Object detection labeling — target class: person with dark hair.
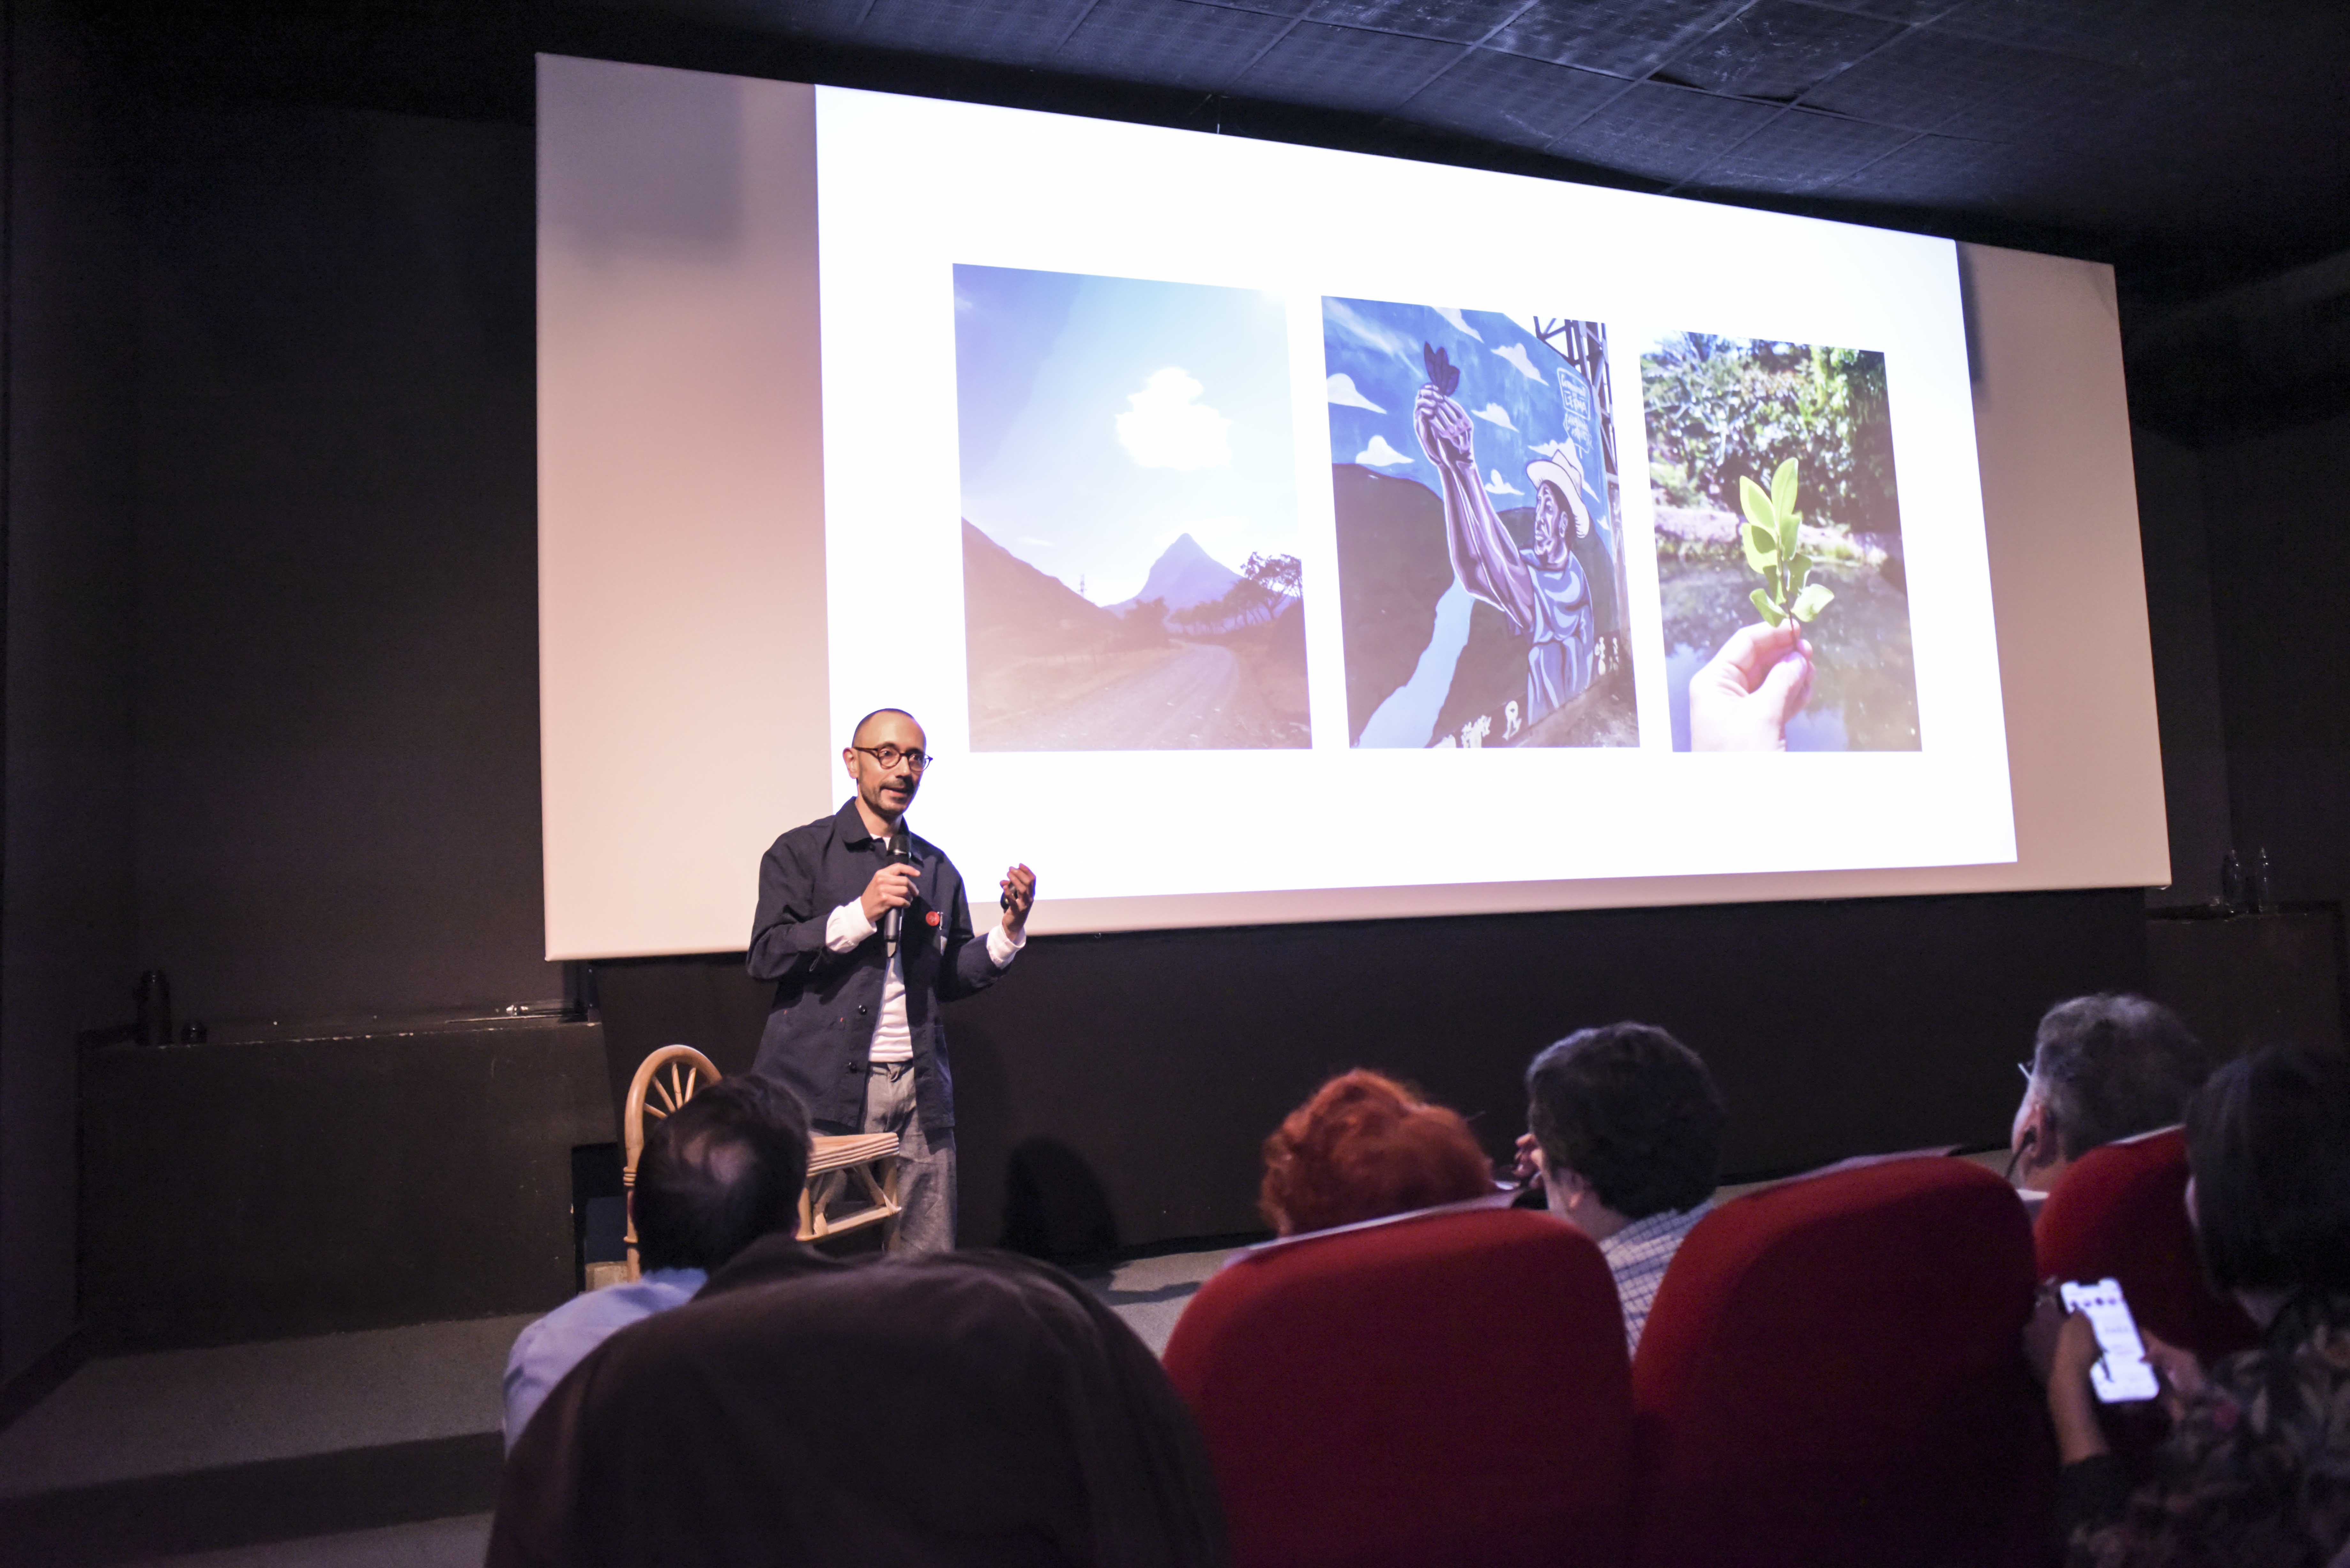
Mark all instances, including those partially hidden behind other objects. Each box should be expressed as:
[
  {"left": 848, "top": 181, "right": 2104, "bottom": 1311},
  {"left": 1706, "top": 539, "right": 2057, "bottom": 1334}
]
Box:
[
  {"left": 1258, "top": 1070, "right": 1496, "bottom": 1236},
  {"left": 749, "top": 706, "right": 1036, "bottom": 1254},
  {"left": 502, "top": 1074, "right": 818, "bottom": 1448},
  {"left": 1518, "top": 1022, "right": 1725, "bottom": 1353},
  {"left": 488, "top": 1246, "right": 1228, "bottom": 1568},
  {"left": 2036, "top": 1045, "right": 2350, "bottom": 1565},
  {"left": 2010, "top": 994, "right": 2210, "bottom": 1196}
]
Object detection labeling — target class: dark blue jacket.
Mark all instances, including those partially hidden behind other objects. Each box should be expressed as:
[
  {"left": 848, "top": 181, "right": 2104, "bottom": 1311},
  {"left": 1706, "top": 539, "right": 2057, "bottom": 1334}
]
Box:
[{"left": 747, "top": 799, "right": 1003, "bottom": 1132}]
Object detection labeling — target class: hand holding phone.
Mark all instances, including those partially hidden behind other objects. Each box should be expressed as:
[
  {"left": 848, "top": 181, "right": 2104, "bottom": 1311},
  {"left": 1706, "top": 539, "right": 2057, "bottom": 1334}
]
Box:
[{"left": 2059, "top": 1277, "right": 2161, "bottom": 1403}]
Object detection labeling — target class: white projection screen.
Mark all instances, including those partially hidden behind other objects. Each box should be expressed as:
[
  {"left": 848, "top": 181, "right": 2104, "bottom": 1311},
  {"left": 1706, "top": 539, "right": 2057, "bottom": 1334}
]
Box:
[{"left": 538, "top": 54, "right": 2168, "bottom": 961}]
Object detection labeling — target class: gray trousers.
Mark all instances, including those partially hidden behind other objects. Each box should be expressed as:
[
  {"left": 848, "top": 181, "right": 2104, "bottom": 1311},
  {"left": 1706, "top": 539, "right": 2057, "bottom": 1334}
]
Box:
[{"left": 859, "top": 1061, "right": 955, "bottom": 1254}]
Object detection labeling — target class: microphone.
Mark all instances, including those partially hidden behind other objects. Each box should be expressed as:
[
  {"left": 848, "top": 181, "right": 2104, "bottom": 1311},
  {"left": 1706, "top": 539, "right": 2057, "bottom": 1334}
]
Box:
[{"left": 883, "top": 829, "right": 913, "bottom": 948}]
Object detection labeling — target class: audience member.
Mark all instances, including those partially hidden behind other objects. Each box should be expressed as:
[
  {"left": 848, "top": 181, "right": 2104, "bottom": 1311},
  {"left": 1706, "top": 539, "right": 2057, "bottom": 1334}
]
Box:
[
  {"left": 502, "top": 1072, "right": 811, "bottom": 1449},
  {"left": 488, "top": 1243, "right": 1228, "bottom": 1567},
  {"left": 1258, "top": 1069, "right": 1496, "bottom": 1236},
  {"left": 2009, "top": 994, "right": 2209, "bottom": 1196},
  {"left": 1519, "top": 1022, "right": 1725, "bottom": 1354},
  {"left": 2037, "top": 1044, "right": 2350, "bottom": 1565}
]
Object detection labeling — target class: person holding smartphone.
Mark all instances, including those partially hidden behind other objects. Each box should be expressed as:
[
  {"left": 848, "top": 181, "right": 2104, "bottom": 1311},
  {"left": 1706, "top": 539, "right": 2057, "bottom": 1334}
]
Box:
[{"left": 2028, "top": 1044, "right": 2350, "bottom": 1565}]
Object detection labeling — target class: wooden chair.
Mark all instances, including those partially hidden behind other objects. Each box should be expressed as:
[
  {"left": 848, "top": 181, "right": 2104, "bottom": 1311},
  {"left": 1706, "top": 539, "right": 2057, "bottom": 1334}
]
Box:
[
  {"left": 617, "top": 1044, "right": 905, "bottom": 1280},
  {"left": 800, "top": 1131, "right": 904, "bottom": 1245},
  {"left": 622, "top": 1044, "right": 722, "bottom": 1282}
]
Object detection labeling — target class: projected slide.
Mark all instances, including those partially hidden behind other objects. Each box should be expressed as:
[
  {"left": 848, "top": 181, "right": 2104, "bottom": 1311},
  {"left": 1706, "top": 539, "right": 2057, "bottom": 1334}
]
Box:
[
  {"left": 953, "top": 266, "right": 1308, "bottom": 752},
  {"left": 1324, "top": 299, "right": 1634, "bottom": 752},
  {"left": 542, "top": 57, "right": 2196, "bottom": 954},
  {"left": 1641, "top": 335, "right": 1918, "bottom": 752}
]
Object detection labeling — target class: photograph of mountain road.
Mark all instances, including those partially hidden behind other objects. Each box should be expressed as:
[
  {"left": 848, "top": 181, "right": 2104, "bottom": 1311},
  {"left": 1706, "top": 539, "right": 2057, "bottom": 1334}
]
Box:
[{"left": 954, "top": 264, "right": 1309, "bottom": 751}]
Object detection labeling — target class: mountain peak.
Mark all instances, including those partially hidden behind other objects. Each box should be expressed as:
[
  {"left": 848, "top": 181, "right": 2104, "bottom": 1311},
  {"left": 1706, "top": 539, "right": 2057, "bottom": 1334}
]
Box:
[{"left": 1115, "top": 533, "right": 1245, "bottom": 617}]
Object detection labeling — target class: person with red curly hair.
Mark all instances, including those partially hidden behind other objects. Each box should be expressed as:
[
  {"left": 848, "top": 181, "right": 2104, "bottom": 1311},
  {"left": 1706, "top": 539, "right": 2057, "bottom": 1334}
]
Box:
[{"left": 1259, "top": 1069, "right": 1499, "bottom": 1237}]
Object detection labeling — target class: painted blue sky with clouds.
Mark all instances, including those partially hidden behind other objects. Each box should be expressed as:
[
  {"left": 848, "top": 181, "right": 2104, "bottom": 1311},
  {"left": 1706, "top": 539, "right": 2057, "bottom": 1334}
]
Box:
[
  {"left": 1322, "top": 298, "right": 1614, "bottom": 548},
  {"left": 954, "top": 265, "right": 1298, "bottom": 607}
]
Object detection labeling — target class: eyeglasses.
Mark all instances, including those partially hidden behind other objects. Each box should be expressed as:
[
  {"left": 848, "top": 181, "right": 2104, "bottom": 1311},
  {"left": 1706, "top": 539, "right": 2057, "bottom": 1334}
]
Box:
[{"left": 852, "top": 744, "right": 932, "bottom": 772}]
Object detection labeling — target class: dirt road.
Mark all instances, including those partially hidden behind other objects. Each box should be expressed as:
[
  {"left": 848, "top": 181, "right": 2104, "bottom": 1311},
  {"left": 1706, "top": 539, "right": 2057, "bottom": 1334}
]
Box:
[{"left": 980, "top": 641, "right": 1296, "bottom": 750}]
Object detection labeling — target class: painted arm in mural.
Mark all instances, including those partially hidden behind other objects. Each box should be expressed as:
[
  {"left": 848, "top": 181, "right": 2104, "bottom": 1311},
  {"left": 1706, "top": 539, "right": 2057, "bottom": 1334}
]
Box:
[{"left": 1412, "top": 383, "right": 1539, "bottom": 633}]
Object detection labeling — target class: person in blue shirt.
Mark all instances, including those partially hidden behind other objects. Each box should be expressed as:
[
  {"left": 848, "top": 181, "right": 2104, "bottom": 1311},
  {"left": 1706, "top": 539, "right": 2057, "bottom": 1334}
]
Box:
[{"left": 503, "top": 1074, "right": 815, "bottom": 1449}]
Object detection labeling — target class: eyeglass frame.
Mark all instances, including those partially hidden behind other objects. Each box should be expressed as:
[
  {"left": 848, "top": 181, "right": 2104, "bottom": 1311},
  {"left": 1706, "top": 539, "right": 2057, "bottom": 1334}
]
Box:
[{"left": 849, "top": 744, "right": 933, "bottom": 773}]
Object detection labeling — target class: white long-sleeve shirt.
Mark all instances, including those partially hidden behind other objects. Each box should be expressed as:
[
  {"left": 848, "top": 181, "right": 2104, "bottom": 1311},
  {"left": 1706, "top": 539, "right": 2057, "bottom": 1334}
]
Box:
[{"left": 823, "top": 899, "right": 1024, "bottom": 1061}]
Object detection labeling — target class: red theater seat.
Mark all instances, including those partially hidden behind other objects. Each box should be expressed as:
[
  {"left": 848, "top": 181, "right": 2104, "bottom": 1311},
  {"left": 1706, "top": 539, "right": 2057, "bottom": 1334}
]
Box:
[
  {"left": 1162, "top": 1202, "right": 1634, "bottom": 1568},
  {"left": 2035, "top": 1126, "right": 2259, "bottom": 1365},
  {"left": 1631, "top": 1157, "right": 2052, "bottom": 1568}
]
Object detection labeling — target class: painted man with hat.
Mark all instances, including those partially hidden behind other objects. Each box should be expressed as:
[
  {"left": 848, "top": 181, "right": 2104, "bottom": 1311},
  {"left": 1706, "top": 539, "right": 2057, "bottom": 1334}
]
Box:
[{"left": 1413, "top": 381, "right": 1600, "bottom": 728}]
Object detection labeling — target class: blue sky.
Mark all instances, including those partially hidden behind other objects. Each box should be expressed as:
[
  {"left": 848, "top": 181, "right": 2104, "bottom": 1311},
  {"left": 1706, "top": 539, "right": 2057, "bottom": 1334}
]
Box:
[
  {"left": 1322, "top": 298, "right": 1614, "bottom": 546},
  {"left": 954, "top": 265, "right": 1299, "bottom": 606}
]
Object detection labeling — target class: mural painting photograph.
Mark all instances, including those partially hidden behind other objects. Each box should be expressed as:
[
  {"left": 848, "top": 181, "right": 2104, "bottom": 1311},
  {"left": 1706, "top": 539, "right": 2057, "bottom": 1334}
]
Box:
[
  {"left": 1641, "top": 334, "right": 1919, "bottom": 751},
  {"left": 1323, "top": 297, "right": 1636, "bottom": 750},
  {"left": 953, "top": 265, "right": 1308, "bottom": 751}
]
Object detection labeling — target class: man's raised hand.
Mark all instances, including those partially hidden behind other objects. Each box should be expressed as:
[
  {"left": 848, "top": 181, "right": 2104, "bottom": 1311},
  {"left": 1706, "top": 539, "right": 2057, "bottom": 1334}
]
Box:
[
  {"left": 999, "top": 864, "right": 1037, "bottom": 933},
  {"left": 1412, "top": 384, "right": 1474, "bottom": 471},
  {"left": 859, "top": 861, "right": 921, "bottom": 925}
]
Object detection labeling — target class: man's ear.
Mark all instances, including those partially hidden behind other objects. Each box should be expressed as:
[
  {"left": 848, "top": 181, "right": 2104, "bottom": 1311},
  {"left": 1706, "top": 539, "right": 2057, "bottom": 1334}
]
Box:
[{"left": 2015, "top": 1101, "right": 2057, "bottom": 1182}]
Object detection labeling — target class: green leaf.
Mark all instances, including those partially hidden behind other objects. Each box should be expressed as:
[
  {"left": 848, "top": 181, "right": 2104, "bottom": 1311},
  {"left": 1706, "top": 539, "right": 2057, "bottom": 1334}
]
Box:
[
  {"left": 1791, "top": 582, "right": 1835, "bottom": 621},
  {"left": 1749, "top": 587, "right": 1782, "bottom": 626},
  {"left": 1771, "top": 457, "right": 1799, "bottom": 520},
  {"left": 1738, "top": 475, "right": 1773, "bottom": 533},
  {"left": 1786, "top": 552, "right": 1812, "bottom": 590},
  {"left": 1776, "top": 505, "right": 1800, "bottom": 560},
  {"left": 1740, "top": 523, "right": 1777, "bottom": 572},
  {"left": 1766, "top": 563, "right": 1783, "bottom": 602}
]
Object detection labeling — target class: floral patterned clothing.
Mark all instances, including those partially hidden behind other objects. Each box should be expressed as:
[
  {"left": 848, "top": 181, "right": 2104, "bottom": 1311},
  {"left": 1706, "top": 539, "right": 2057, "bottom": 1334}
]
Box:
[{"left": 2066, "top": 1290, "right": 2350, "bottom": 1567}]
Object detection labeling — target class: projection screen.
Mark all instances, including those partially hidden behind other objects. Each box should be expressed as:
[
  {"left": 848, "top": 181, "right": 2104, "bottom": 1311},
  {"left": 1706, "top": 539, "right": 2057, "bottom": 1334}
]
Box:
[{"left": 538, "top": 54, "right": 2168, "bottom": 960}]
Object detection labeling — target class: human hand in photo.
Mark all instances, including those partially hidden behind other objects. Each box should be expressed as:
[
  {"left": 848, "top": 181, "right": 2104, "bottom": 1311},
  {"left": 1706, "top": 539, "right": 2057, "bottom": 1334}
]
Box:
[
  {"left": 1688, "top": 622, "right": 1812, "bottom": 752},
  {"left": 860, "top": 861, "right": 922, "bottom": 925},
  {"left": 999, "top": 863, "right": 1036, "bottom": 934},
  {"left": 1412, "top": 384, "right": 1475, "bottom": 473}
]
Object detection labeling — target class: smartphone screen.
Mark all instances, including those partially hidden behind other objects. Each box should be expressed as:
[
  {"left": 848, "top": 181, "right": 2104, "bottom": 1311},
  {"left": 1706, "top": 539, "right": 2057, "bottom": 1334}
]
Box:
[{"left": 2060, "top": 1277, "right": 2161, "bottom": 1403}]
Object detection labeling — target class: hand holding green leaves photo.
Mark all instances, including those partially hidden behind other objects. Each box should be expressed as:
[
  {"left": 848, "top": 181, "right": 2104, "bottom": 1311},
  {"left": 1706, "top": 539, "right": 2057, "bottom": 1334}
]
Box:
[
  {"left": 1739, "top": 458, "right": 1835, "bottom": 629},
  {"left": 1641, "top": 334, "right": 1919, "bottom": 752}
]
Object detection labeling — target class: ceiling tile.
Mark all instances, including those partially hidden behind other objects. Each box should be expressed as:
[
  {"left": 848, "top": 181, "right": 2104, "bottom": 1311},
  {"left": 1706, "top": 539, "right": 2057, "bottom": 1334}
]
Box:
[
  {"left": 1487, "top": 0, "right": 1752, "bottom": 80},
  {"left": 1689, "top": 106, "right": 1914, "bottom": 192},
  {"left": 1301, "top": 0, "right": 1519, "bottom": 45},
  {"left": 1651, "top": 1, "right": 1906, "bottom": 101},
  {"left": 1930, "top": 0, "right": 2201, "bottom": 70},
  {"left": 1802, "top": 0, "right": 1955, "bottom": 20},
  {"left": 1550, "top": 78, "right": 1781, "bottom": 183},
  {"left": 1053, "top": 0, "right": 1298, "bottom": 92},
  {"left": 859, "top": 0, "right": 1101, "bottom": 66},
  {"left": 1800, "top": 26, "right": 2135, "bottom": 139},
  {"left": 1399, "top": 48, "right": 1625, "bottom": 148},
  {"left": 1825, "top": 129, "right": 2028, "bottom": 204},
  {"left": 1229, "top": 19, "right": 1465, "bottom": 112}
]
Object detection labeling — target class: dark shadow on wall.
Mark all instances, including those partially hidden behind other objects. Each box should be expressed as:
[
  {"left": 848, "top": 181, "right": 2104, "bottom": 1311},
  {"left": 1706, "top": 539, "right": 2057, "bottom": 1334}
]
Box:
[{"left": 1000, "top": 1137, "right": 1118, "bottom": 1265}]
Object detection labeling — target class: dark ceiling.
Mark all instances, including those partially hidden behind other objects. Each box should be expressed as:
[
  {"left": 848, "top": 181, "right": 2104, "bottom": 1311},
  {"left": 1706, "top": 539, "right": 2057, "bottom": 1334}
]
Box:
[{"left": 87, "top": 0, "right": 2350, "bottom": 438}]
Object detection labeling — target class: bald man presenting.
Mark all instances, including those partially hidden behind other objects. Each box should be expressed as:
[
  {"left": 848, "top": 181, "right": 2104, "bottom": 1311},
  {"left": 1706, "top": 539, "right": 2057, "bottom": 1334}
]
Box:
[{"left": 748, "top": 709, "right": 1036, "bottom": 1253}]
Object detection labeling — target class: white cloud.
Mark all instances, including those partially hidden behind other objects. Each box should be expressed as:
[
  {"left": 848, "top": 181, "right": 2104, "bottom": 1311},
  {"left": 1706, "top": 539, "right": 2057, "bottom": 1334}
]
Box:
[
  {"left": 1435, "top": 306, "right": 1482, "bottom": 341},
  {"left": 1472, "top": 402, "right": 1517, "bottom": 431},
  {"left": 1355, "top": 435, "right": 1414, "bottom": 467},
  {"left": 1484, "top": 468, "right": 1523, "bottom": 496},
  {"left": 1018, "top": 535, "right": 1053, "bottom": 547},
  {"left": 1116, "top": 367, "right": 1232, "bottom": 471},
  {"left": 1492, "top": 342, "right": 1545, "bottom": 382},
  {"left": 1325, "top": 373, "right": 1385, "bottom": 413}
]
